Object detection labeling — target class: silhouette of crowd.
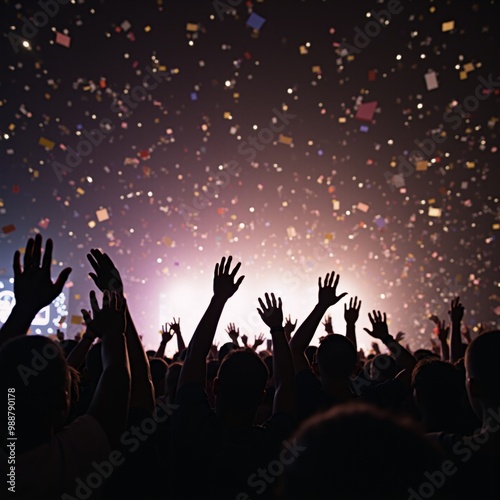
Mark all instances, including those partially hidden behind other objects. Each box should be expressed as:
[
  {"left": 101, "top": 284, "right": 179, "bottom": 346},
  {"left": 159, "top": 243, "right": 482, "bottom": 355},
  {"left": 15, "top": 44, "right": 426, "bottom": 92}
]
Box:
[{"left": 1, "top": 235, "right": 499, "bottom": 499}]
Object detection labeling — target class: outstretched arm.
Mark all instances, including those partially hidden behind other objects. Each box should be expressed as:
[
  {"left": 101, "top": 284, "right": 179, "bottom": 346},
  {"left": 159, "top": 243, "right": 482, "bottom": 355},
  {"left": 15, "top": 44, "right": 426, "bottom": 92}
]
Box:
[
  {"left": 178, "top": 256, "right": 244, "bottom": 390},
  {"left": 225, "top": 322, "right": 241, "bottom": 347},
  {"left": 258, "top": 293, "right": 296, "bottom": 416},
  {"left": 66, "top": 326, "right": 97, "bottom": 370},
  {"left": 344, "top": 296, "right": 361, "bottom": 352},
  {"left": 156, "top": 323, "right": 174, "bottom": 359},
  {"left": 289, "top": 271, "right": 347, "bottom": 373},
  {"left": 86, "top": 291, "right": 131, "bottom": 446},
  {"left": 87, "top": 248, "right": 154, "bottom": 413},
  {"left": 169, "top": 317, "right": 186, "bottom": 353},
  {"left": 0, "top": 235, "right": 71, "bottom": 347},
  {"left": 449, "top": 297, "right": 464, "bottom": 363},
  {"left": 430, "top": 316, "right": 450, "bottom": 361},
  {"left": 283, "top": 315, "right": 297, "bottom": 342},
  {"left": 364, "top": 310, "right": 416, "bottom": 381}
]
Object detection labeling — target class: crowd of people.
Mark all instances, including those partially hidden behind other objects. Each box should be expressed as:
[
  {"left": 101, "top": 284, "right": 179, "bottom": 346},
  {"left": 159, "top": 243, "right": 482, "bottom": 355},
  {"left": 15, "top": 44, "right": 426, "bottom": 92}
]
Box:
[{"left": 1, "top": 235, "right": 499, "bottom": 499}]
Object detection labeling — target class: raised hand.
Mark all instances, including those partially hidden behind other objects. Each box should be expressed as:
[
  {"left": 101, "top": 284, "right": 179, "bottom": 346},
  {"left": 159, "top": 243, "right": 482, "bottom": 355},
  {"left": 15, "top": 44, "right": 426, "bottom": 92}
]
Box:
[
  {"left": 449, "top": 296, "right": 464, "bottom": 323},
  {"left": 363, "top": 310, "right": 390, "bottom": 341},
  {"left": 462, "top": 325, "right": 472, "bottom": 344},
  {"left": 225, "top": 322, "right": 240, "bottom": 344},
  {"left": 395, "top": 331, "right": 406, "bottom": 343},
  {"left": 317, "top": 271, "right": 347, "bottom": 308},
  {"left": 87, "top": 248, "right": 123, "bottom": 294},
  {"left": 12, "top": 234, "right": 72, "bottom": 314},
  {"left": 161, "top": 323, "right": 174, "bottom": 344},
  {"left": 257, "top": 293, "right": 283, "bottom": 329},
  {"left": 283, "top": 315, "right": 297, "bottom": 340},
  {"left": 436, "top": 319, "right": 449, "bottom": 343},
  {"left": 213, "top": 256, "right": 245, "bottom": 301},
  {"left": 253, "top": 333, "right": 266, "bottom": 349},
  {"left": 168, "top": 317, "right": 181, "bottom": 335},
  {"left": 322, "top": 314, "right": 333, "bottom": 334},
  {"left": 344, "top": 296, "right": 361, "bottom": 325},
  {"left": 81, "top": 290, "right": 126, "bottom": 339},
  {"left": 371, "top": 341, "right": 381, "bottom": 355},
  {"left": 56, "top": 328, "right": 65, "bottom": 342},
  {"left": 241, "top": 334, "right": 248, "bottom": 347}
]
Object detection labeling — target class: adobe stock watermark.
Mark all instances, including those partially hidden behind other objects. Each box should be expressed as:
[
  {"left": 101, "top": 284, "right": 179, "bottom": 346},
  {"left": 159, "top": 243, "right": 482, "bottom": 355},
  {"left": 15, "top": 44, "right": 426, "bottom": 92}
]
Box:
[
  {"left": 235, "top": 439, "right": 306, "bottom": 499},
  {"left": 385, "top": 73, "right": 500, "bottom": 192},
  {"left": 407, "top": 405, "right": 500, "bottom": 499},
  {"left": 51, "top": 66, "right": 168, "bottom": 182},
  {"left": 17, "top": 341, "right": 62, "bottom": 386},
  {"left": 178, "top": 107, "right": 296, "bottom": 224},
  {"left": 339, "top": 0, "right": 404, "bottom": 56},
  {"left": 62, "top": 400, "right": 179, "bottom": 500},
  {"left": 7, "top": 0, "right": 70, "bottom": 53}
]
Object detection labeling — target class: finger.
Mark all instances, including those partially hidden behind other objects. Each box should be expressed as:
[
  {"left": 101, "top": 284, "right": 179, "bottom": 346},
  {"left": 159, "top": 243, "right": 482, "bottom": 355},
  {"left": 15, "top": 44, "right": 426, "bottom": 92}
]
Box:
[
  {"left": 13, "top": 250, "right": 21, "bottom": 278},
  {"left": 271, "top": 293, "right": 277, "bottom": 308},
  {"left": 324, "top": 273, "right": 330, "bottom": 287},
  {"left": 230, "top": 261, "right": 241, "bottom": 277},
  {"left": 214, "top": 263, "right": 219, "bottom": 278},
  {"left": 53, "top": 267, "right": 72, "bottom": 295},
  {"left": 344, "top": 303, "right": 347, "bottom": 312},
  {"left": 265, "top": 292, "right": 271, "bottom": 307},
  {"left": 225, "top": 255, "right": 233, "bottom": 274},
  {"left": 349, "top": 297, "right": 353, "bottom": 308},
  {"left": 329, "top": 272, "right": 335, "bottom": 287},
  {"left": 318, "top": 276, "right": 322, "bottom": 288},
  {"left": 278, "top": 297, "right": 282, "bottom": 310},
  {"left": 87, "top": 252, "right": 100, "bottom": 273},
  {"left": 90, "top": 290, "right": 99, "bottom": 314},
  {"left": 102, "top": 290, "right": 111, "bottom": 308},
  {"left": 383, "top": 312, "right": 387, "bottom": 323},
  {"left": 32, "top": 234, "right": 42, "bottom": 268},
  {"left": 24, "top": 238, "right": 34, "bottom": 268},
  {"left": 257, "top": 308, "right": 264, "bottom": 318},
  {"left": 41, "top": 238, "right": 53, "bottom": 274},
  {"left": 81, "top": 309, "right": 92, "bottom": 324},
  {"left": 219, "top": 257, "right": 226, "bottom": 274},
  {"left": 338, "top": 292, "right": 348, "bottom": 301},
  {"left": 363, "top": 328, "right": 371, "bottom": 335},
  {"left": 368, "top": 312, "right": 374, "bottom": 324},
  {"left": 357, "top": 299, "right": 361, "bottom": 310},
  {"left": 258, "top": 297, "right": 266, "bottom": 310},
  {"left": 235, "top": 275, "right": 245, "bottom": 288},
  {"left": 333, "top": 273, "right": 340, "bottom": 289}
]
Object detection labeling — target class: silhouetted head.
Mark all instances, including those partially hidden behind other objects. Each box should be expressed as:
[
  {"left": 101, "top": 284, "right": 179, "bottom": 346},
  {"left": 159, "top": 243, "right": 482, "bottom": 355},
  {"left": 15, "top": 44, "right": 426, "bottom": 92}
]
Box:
[
  {"left": 369, "top": 353, "right": 397, "bottom": 382},
  {"left": 413, "top": 349, "right": 440, "bottom": 362},
  {"left": 0, "top": 336, "right": 70, "bottom": 451},
  {"left": 149, "top": 357, "right": 169, "bottom": 399},
  {"left": 465, "top": 330, "right": 500, "bottom": 420},
  {"left": 218, "top": 342, "right": 237, "bottom": 362},
  {"left": 412, "top": 359, "right": 463, "bottom": 416},
  {"left": 281, "top": 403, "right": 444, "bottom": 500},
  {"left": 316, "top": 334, "right": 356, "bottom": 382},
  {"left": 214, "top": 349, "right": 268, "bottom": 415},
  {"left": 165, "top": 361, "right": 183, "bottom": 401}
]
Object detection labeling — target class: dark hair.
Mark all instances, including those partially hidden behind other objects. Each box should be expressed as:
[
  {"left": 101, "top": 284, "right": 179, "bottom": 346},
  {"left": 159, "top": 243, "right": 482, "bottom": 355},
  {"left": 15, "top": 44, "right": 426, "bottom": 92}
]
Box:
[
  {"left": 216, "top": 349, "right": 268, "bottom": 411},
  {"left": 166, "top": 362, "right": 183, "bottom": 401},
  {"left": 316, "top": 335, "right": 357, "bottom": 379},
  {"left": 282, "top": 403, "right": 444, "bottom": 500},
  {"left": 0, "top": 336, "right": 69, "bottom": 450},
  {"left": 465, "top": 330, "right": 500, "bottom": 400}
]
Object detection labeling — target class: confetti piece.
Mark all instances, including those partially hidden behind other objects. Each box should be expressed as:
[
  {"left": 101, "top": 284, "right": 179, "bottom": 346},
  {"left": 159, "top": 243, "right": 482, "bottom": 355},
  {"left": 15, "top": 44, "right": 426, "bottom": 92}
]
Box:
[
  {"left": 428, "top": 207, "right": 442, "bottom": 217},
  {"left": 278, "top": 134, "right": 293, "bottom": 145},
  {"left": 442, "top": 21, "right": 455, "bottom": 32},
  {"left": 332, "top": 200, "right": 340, "bottom": 210},
  {"left": 355, "top": 101, "right": 377, "bottom": 122},
  {"left": 38, "top": 137, "right": 55, "bottom": 150},
  {"left": 38, "top": 218, "right": 50, "bottom": 229},
  {"left": 71, "top": 315, "right": 83, "bottom": 325},
  {"left": 186, "top": 23, "right": 199, "bottom": 32},
  {"left": 96, "top": 208, "right": 109, "bottom": 222},
  {"left": 55, "top": 32, "right": 71, "bottom": 48},
  {"left": 246, "top": 13, "right": 266, "bottom": 31},
  {"left": 357, "top": 202, "right": 369, "bottom": 213},
  {"left": 463, "top": 62, "right": 474, "bottom": 73},
  {"left": 416, "top": 160, "right": 428, "bottom": 171},
  {"left": 287, "top": 226, "right": 297, "bottom": 238},
  {"left": 121, "top": 20, "right": 132, "bottom": 31},
  {"left": 424, "top": 71, "right": 439, "bottom": 91},
  {"left": 1, "top": 224, "right": 16, "bottom": 234}
]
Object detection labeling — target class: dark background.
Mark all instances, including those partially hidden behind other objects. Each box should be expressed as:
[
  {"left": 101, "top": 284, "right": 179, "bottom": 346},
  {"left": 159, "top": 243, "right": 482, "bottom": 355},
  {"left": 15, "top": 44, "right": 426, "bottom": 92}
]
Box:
[{"left": 1, "top": 0, "right": 499, "bottom": 350}]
